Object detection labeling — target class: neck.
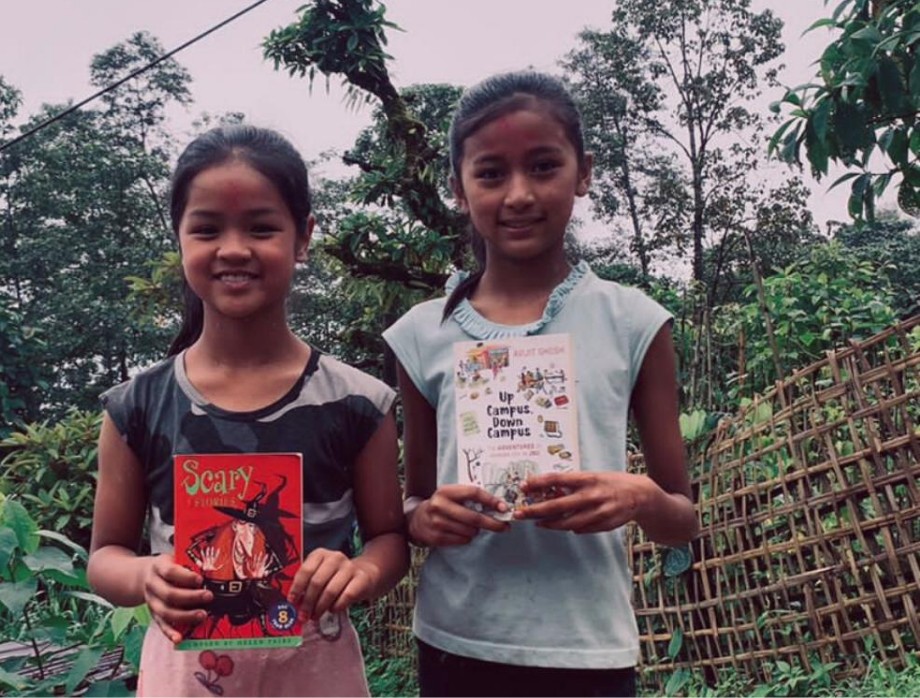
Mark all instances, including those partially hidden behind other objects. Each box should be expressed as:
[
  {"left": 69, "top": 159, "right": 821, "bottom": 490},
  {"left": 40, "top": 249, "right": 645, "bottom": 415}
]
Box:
[
  {"left": 190, "top": 310, "right": 305, "bottom": 368},
  {"left": 477, "top": 254, "right": 572, "bottom": 303}
]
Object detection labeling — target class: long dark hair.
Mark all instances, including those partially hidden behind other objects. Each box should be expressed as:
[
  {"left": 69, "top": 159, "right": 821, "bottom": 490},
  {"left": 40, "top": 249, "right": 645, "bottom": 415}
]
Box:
[
  {"left": 166, "top": 125, "right": 312, "bottom": 356},
  {"left": 442, "top": 71, "right": 588, "bottom": 321}
]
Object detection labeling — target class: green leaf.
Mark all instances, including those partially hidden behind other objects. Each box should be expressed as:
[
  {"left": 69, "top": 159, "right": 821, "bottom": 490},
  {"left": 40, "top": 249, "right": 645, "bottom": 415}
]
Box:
[
  {"left": 110, "top": 605, "right": 135, "bottom": 641},
  {"left": 0, "top": 666, "right": 29, "bottom": 692},
  {"left": 133, "top": 603, "right": 152, "bottom": 626},
  {"left": 0, "top": 577, "right": 37, "bottom": 616},
  {"left": 64, "top": 646, "right": 105, "bottom": 695},
  {"left": 36, "top": 529, "right": 86, "bottom": 556},
  {"left": 828, "top": 171, "right": 862, "bottom": 190},
  {"left": 64, "top": 590, "right": 114, "bottom": 608},
  {"left": 22, "top": 546, "right": 74, "bottom": 575},
  {"left": 665, "top": 668, "right": 691, "bottom": 696},
  {"left": 811, "top": 98, "right": 832, "bottom": 143},
  {"left": 668, "top": 626, "right": 684, "bottom": 660},
  {"left": 804, "top": 17, "right": 838, "bottom": 34},
  {"left": 0, "top": 499, "right": 39, "bottom": 554},
  {"left": 83, "top": 680, "right": 133, "bottom": 697},
  {"left": 876, "top": 57, "right": 907, "bottom": 115},
  {"left": 122, "top": 624, "right": 146, "bottom": 671},
  {"left": 0, "top": 527, "right": 19, "bottom": 573}
]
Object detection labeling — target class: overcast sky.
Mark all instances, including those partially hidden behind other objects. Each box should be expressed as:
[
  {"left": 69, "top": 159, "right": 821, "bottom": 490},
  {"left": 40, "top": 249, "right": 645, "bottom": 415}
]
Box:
[{"left": 0, "top": 1, "right": 880, "bottom": 236}]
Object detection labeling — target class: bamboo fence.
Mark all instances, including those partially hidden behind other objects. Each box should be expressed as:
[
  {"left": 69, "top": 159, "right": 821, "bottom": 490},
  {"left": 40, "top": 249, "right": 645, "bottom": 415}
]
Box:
[{"left": 370, "top": 315, "right": 920, "bottom": 691}]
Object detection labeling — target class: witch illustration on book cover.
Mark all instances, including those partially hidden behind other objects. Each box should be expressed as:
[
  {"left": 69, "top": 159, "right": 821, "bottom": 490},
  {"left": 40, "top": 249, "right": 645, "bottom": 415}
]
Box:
[{"left": 175, "top": 459, "right": 304, "bottom": 649}]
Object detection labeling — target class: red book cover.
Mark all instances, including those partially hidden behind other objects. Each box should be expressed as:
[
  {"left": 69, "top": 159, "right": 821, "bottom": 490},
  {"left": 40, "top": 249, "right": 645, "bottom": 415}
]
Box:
[{"left": 173, "top": 453, "right": 303, "bottom": 650}]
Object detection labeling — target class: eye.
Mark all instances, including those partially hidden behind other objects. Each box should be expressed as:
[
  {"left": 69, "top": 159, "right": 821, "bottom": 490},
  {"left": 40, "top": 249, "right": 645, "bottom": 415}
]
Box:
[
  {"left": 473, "top": 167, "right": 504, "bottom": 183},
  {"left": 250, "top": 223, "right": 280, "bottom": 237},
  {"left": 188, "top": 225, "right": 219, "bottom": 238},
  {"left": 532, "top": 160, "right": 562, "bottom": 176}
]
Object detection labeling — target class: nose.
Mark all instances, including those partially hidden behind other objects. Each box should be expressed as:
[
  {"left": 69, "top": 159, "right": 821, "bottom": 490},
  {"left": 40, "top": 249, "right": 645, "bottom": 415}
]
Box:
[
  {"left": 504, "top": 171, "right": 535, "bottom": 209},
  {"left": 216, "top": 230, "right": 253, "bottom": 260}
]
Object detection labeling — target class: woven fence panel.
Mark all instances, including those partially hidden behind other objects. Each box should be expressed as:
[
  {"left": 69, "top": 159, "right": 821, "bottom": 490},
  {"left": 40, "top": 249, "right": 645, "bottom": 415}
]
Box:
[
  {"left": 630, "top": 315, "right": 920, "bottom": 692},
  {"left": 371, "top": 316, "right": 920, "bottom": 691}
]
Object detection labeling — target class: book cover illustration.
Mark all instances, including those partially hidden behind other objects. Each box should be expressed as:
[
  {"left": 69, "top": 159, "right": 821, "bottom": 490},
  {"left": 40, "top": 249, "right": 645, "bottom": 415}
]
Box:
[
  {"left": 454, "top": 333, "right": 579, "bottom": 517},
  {"left": 173, "top": 453, "right": 303, "bottom": 650}
]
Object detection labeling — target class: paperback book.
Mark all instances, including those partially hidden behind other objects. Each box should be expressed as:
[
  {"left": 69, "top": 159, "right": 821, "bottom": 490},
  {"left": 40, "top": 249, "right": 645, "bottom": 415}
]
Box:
[
  {"left": 453, "top": 333, "right": 580, "bottom": 518},
  {"left": 173, "top": 452, "right": 303, "bottom": 650}
]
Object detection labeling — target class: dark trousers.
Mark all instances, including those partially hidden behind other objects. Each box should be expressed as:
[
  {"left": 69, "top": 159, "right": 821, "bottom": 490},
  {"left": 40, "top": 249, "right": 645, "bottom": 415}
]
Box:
[{"left": 417, "top": 639, "right": 637, "bottom": 697}]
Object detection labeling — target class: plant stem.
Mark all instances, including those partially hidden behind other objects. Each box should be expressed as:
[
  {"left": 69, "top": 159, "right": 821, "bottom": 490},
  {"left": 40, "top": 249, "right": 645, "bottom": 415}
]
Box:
[{"left": 21, "top": 604, "right": 45, "bottom": 681}]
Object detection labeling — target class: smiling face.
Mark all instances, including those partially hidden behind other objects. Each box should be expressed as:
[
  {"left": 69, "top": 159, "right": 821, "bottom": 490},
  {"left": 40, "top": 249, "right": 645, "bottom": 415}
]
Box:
[
  {"left": 177, "top": 159, "right": 313, "bottom": 323},
  {"left": 453, "top": 106, "right": 592, "bottom": 266}
]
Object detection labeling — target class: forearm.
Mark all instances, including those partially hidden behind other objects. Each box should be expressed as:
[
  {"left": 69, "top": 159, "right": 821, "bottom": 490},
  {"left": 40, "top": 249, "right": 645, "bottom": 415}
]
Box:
[
  {"left": 87, "top": 546, "right": 154, "bottom": 607},
  {"left": 635, "top": 479, "right": 699, "bottom": 547},
  {"left": 352, "top": 531, "right": 409, "bottom": 601}
]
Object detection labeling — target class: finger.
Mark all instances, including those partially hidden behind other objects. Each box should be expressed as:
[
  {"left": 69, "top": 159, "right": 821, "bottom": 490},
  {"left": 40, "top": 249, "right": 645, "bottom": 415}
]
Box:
[
  {"left": 312, "top": 568, "right": 353, "bottom": 619},
  {"left": 440, "top": 485, "right": 509, "bottom": 513},
  {"left": 537, "top": 510, "right": 625, "bottom": 533},
  {"left": 299, "top": 555, "right": 342, "bottom": 619},
  {"left": 150, "top": 600, "right": 208, "bottom": 644},
  {"left": 146, "top": 575, "right": 212, "bottom": 611},
  {"left": 331, "top": 575, "right": 371, "bottom": 614},
  {"left": 514, "top": 493, "right": 583, "bottom": 521},
  {"left": 429, "top": 496, "right": 506, "bottom": 532},
  {"left": 157, "top": 559, "right": 205, "bottom": 589},
  {"left": 288, "top": 550, "right": 326, "bottom": 605},
  {"left": 523, "top": 471, "right": 589, "bottom": 492}
]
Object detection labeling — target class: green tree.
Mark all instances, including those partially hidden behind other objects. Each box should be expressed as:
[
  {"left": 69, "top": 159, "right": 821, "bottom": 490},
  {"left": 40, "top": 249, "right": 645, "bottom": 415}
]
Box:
[
  {"left": 264, "top": 1, "right": 469, "bottom": 379},
  {"left": 770, "top": 0, "right": 920, "bottom": 220},
  {"left": 737, "top": 241, "right": 897, "bottom": 394},
  {"left": 0, "top": 301, "right": 47, "bottom": 436},
  {"left": 0, "top": 34, "right": 189, "bottom": 415},
  {"left": 564, "top": 0, "right": 786, "bottom": 284},
  {"left": 833, "top": 214, "right": 920, "bottom": 318}
]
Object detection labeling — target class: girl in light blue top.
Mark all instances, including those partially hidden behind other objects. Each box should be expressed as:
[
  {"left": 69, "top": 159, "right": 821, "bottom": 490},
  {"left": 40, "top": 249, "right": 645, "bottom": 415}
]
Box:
[{"left": 383, "top": 70, "right": 699, "bottom": 697}]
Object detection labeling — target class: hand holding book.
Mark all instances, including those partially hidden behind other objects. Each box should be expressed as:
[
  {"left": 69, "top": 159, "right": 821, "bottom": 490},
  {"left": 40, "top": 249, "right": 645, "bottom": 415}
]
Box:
[
  {"left": 287, "top": 548, "right": 374, "bottom": 622},
  {"left": 406, "top": 484, "right": 510, "bottom": 547},
  {"left": 515, "top": 470, "right": 655, "bottom": 534},
  {"left": 143, "top": 553, "right": 213, "bottom": 645}
]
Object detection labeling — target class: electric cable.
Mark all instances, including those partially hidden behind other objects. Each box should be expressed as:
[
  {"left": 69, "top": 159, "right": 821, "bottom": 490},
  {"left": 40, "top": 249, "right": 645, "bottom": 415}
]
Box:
[{"left": 0, "top": 0, "right": 273, "bottom": 154}]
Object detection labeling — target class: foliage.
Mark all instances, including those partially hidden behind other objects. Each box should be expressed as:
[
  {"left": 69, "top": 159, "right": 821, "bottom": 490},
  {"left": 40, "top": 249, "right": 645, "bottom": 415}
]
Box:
[
  {"left": 0, "top": 410, "right": 102, "bottom": 551},
  {"left": 0, "top": 33, "right": 186, "bottom": 416},
  {"left": 651, "top": 653, "right": 920, "bottom": 697},
  {"left": 0, "top": 299, "right": 48, "bottom": 436},
  {"left": 833, "top": 214, "right": 920, "bottom": 318},
  {"left": 564, "top": 0, "right": 788, "bottom": 284},
  {"left": 737, "top": 242, "right": 897, "bottom": 394},
  {"left": 0, "top": 494, "right": 146, "bottom": 696},
  {"left": 770, "top": 0, "right": 920, "bottom": 220},
  {"left": 265, "top": 3, "right": 471, "bottom": 381},
  {"left": 264, "top": 0, "right": 466, "bottom": 279},
  {"left": 124, "top": 250, "right": 183, "bottom": 337},
  {"left": 349, "top": 601, "right": 417, "bottom": 697}
]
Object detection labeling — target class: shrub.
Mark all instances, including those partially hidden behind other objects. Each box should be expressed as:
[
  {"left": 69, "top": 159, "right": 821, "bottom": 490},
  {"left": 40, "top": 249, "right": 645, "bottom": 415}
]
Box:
[{"left": 0, "top": 410, "right": 102, "bottom": 551}]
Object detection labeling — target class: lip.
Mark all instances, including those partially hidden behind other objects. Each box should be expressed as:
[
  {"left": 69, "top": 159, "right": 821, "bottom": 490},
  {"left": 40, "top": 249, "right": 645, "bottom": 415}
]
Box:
[
  {"left": 213, "top": 270, "right": 259, "bottom": 286},
  {"left": 500, "top": 218, "right": 543, "bottom": 230}
]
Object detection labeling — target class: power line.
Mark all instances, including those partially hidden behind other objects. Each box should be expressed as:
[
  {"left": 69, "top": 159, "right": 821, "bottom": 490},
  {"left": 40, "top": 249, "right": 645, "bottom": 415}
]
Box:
[{"left": 0, "top": 0, "right": 273, "bottom": 154}]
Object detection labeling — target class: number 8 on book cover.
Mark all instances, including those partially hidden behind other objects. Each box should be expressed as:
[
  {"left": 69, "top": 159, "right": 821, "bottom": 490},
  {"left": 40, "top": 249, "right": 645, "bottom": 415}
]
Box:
[{"left": 173, "top": 453, "right": 304, "bottom": 649}]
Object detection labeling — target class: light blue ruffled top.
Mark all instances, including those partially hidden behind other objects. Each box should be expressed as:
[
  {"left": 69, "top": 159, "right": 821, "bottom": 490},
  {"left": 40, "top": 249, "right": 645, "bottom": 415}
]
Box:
[{"left": 445, "top": 259, "right": 590, "bottom": 340}]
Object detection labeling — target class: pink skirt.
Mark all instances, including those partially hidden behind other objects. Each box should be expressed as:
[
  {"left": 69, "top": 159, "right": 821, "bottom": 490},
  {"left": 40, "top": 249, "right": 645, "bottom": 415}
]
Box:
[{"left": 137, "top": 612, "right": 369, "bottom": 697}]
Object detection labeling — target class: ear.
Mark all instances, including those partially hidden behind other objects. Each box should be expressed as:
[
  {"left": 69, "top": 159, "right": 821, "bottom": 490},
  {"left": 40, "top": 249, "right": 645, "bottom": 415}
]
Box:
[
  {"left": 296, "top": 214, "right": 315, "bottom": 262},
  {"left": 450, "top": 175, "right": 470, "bottom": 214},
  {"left": 576, "top": 153, "right": 594, "bottom": 197}
]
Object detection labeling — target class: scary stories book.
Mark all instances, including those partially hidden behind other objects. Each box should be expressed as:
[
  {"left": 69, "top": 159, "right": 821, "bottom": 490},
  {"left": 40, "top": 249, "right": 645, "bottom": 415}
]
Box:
[
  {"left": 173, "top": 452, "right": 303, "bottom": 650},
  {"left": 454, "top": 333, "right": 580, "bottom": 518}
]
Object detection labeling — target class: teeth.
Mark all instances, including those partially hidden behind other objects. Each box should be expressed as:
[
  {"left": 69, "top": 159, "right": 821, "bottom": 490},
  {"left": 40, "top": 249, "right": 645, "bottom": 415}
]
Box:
[{"left": 218, "top": 273, "right": 254, "bottom": 282}]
